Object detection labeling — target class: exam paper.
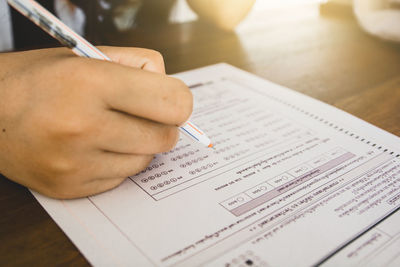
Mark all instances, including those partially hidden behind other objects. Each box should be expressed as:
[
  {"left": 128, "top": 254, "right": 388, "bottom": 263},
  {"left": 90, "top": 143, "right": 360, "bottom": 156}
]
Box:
[{"left": 33, "top": 64, "right": 400, "bottom": 267}]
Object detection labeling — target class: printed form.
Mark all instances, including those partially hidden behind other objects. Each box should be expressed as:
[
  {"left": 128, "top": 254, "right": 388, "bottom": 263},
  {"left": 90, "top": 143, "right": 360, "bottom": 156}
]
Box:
[{"left": 33, "top": 64, "right": 400, "bottom": 267}]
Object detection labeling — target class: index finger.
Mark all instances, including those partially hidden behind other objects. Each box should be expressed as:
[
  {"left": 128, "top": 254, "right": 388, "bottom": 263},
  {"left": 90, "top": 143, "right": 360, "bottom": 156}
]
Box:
[
  {"left": 85, "top": 59, "right": 193, "bottom": 126},
  {"left": 98, "top": 46, "right": 166, "bottom": 74}
]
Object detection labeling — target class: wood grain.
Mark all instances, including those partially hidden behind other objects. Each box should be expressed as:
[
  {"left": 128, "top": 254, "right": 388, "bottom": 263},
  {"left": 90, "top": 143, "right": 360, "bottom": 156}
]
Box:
[{"left": 1, "top": 5, "right": 399, "bottom": 266}]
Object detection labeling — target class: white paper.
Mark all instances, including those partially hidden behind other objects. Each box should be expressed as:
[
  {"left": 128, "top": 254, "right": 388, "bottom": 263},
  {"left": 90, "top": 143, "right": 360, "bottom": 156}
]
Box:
[{"left": 32, "top": 64, "right": 400, "bottom": 267}]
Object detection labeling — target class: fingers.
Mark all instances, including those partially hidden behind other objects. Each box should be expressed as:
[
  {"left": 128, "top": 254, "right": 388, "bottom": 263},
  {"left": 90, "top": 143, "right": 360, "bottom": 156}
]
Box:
[
  {"left": 34, "top": 153, "right": 154, "bottom": 199},
  {"left": 1, "top": 46, "right": 192, "bottom": 200},
  {"left": 94, "top": 46, "right": 193, "bottom": 125},
  {"left": 95, "top": 110, "right": 180, "bottom": 154},
  {"left": 78, "top": 153, "right": 154, "bottom": 199},
  {"left": 93, "top": 153, "right": 154, "bottom": 181},
  {"left": 51, "top": 46, "right": 192, "bottom": 126},
  {"left": 39, "top": 176, "right": 127, "bottom": 199},
  {"left": 98, "top": 46, "right": 166, "bottom": 74},
  {"left": 89, "top": 60, "right": 193, "bottom": 126}
]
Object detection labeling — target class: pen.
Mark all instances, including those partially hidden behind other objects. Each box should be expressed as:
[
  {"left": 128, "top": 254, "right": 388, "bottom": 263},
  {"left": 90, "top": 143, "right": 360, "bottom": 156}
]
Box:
[{"left": 7, "top": 0, "right": 213, "bottom": 148}]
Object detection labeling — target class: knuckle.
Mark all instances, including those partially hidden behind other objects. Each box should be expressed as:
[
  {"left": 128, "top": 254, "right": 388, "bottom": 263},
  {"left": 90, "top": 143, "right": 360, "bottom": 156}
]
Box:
[
  {"left": 31, "top": 112, "right": 93, "bottom": 150},
  {"left": 38, "top": 167, "right": 77, "bottom": 199},
  {"left": 45, "top": 156, "right": 76, "bottom": 176},
  {"left": 47, "top": 114, "right": 92, "bottom": 139},
  {"left": 142, "top": 49, "right": 165, "bottom": 73},
  {"left": 145, "top": 49, "right": 164, "bottom": 64},
  {"left": 60, "top": 118, "right": 90, "bottom": 137}
]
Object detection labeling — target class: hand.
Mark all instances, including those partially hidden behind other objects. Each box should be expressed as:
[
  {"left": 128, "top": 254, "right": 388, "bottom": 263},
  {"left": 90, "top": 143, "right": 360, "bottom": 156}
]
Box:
[{"left": 0, "top": 46, "right": 193, "bottom": 199}]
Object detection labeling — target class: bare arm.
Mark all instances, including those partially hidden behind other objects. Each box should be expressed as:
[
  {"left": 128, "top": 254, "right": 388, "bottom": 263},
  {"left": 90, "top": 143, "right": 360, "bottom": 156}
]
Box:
[{"left": 186, "top": 0, "right": 256, "bottom": 31}]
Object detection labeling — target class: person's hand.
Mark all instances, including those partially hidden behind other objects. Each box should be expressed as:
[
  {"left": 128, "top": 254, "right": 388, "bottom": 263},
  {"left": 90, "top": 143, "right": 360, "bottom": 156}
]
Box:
[{"left": 0, "top": 46, "right": 193, "bottom": 199}]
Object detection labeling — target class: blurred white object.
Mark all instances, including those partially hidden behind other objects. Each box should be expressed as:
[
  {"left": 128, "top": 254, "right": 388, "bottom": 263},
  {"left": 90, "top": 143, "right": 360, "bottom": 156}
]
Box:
[
  {"left": 55, "top": 0, "right": 85, "bottom": 35},
  {"left": 354, "top": 0, "right": 400, "bottom": 42},
  {"left": 0, "top": 0, "right": 13, "bottom": 51}
]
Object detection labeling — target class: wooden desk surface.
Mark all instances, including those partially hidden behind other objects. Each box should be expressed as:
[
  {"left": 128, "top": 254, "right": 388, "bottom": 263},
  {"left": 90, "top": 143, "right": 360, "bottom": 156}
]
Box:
[{"left": 1, "top": 6, "right": 400, "bottom": 266}]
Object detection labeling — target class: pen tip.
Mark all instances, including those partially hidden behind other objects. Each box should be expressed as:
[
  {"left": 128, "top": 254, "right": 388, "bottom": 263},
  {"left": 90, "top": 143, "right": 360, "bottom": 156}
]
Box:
[{"left": 208, "top": 144, "right": 214, "bottom": 148}]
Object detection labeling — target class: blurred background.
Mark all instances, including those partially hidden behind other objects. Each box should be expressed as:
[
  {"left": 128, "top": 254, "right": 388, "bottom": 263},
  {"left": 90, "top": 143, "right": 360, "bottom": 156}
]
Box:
[
  {"left": 169, "top": 0, "right": 399, "bottom": 43},
  {"left": 168, "top": 0, "right": 353, "bottom": 24}
]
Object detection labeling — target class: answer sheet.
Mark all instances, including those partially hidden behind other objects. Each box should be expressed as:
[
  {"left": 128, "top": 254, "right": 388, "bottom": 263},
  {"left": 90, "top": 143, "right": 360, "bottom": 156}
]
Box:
[{"left": 33, "top": 64, "right": 400, "bottom": 267}]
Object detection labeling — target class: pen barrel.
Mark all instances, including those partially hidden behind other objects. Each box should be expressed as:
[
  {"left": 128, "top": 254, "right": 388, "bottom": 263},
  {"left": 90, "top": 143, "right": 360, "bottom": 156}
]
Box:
[
  {"left": 7, "top": 0, "right": 110, "bottom": 60},
  {"left": 180, "top": 122, "right": 212, "bottom": 147}
]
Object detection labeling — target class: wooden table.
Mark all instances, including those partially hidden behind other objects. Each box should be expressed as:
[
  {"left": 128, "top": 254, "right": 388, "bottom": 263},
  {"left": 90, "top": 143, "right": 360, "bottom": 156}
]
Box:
[{"left": 1, "top": 5, "right": 400, "bottom": 266}]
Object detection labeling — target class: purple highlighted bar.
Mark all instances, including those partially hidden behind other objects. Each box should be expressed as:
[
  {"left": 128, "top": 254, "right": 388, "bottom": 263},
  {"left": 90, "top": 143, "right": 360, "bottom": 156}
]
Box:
[{"left": 230, "top": 152, "right": 355, "bottom": 216}]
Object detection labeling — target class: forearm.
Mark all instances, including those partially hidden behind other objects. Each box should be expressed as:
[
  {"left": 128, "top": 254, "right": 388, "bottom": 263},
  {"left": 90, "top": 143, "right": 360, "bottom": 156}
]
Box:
[{"left": 186, "top": 0, "right": 256, "bottom": 30}]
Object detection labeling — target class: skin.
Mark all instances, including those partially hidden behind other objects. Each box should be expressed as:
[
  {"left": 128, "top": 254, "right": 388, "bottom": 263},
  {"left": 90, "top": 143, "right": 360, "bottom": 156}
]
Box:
[
  {"left": 0, "top": 0, "right": 255, "bottom": 199},
  {"left": 0, "top": 46, "right": 193, "bottom": 199},
  {"left": 187, "top": 0, "right": 256, "bottom": 30}
]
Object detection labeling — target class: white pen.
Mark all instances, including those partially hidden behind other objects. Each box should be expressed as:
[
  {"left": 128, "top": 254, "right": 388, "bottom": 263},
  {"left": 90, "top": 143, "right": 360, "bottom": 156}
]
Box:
[{"left": 8, "top": 0, "right": 213, "bottom": 148}]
